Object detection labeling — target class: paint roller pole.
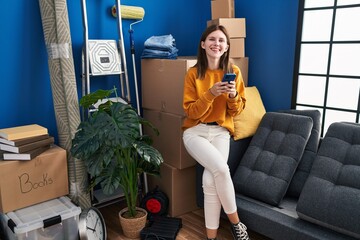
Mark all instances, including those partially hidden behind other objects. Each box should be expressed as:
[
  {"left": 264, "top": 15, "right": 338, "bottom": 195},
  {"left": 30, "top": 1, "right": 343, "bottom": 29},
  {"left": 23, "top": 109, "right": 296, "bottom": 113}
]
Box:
[
  {"left": 115, "top": 0, "right": 131, "bottom": 103},
  {"left": 129, "top": 20, "right": 149, "bottom": 194},
  {"left": 129, "top": 20, "right": 142, "bottom": 117}
]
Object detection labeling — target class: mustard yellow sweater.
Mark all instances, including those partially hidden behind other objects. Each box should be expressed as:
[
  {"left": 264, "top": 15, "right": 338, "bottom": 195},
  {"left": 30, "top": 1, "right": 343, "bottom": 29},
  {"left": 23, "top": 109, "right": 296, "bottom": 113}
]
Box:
[{"left": 182, "top": 65, "right": 246, "bottom": 135}]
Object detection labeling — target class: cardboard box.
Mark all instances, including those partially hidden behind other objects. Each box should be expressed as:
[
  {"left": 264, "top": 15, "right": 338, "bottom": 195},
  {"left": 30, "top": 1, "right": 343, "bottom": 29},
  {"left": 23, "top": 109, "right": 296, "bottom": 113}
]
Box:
[
  {"left": 229, "top": 38, "right": 245, "bottom": 58},
  {"left": 148, "top": 163, "right": 198, "bottom": 217},
  {"left": 207, "top": 18, "right": 246, "bottom": 38},
  {"left": 230, "top": 57, "right": 249, "bottom": 86},
  {"left": 141, "top": 57, "right": 197, "bottom": 116},
  {"left": 0, "top": 145, "right": 69, "bottom": 213},
  {"left": 143, "top": 109, "right": 196, "bottom": 169},
  {"left": 211, "top": 0, "right": 235, "bottom": 19}
]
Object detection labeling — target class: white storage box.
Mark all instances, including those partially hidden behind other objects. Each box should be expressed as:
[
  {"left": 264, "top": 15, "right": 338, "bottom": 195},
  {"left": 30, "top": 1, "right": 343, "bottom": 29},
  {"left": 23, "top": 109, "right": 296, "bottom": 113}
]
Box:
[{"left": 0, "top": 196, "right": 81, "bottom": 240}]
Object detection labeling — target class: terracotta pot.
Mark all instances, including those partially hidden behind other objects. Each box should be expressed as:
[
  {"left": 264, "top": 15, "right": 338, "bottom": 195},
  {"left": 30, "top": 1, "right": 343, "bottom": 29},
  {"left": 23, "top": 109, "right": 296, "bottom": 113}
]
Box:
[{"left": 119, "top": 207, "right": 147, "bottom": 239}]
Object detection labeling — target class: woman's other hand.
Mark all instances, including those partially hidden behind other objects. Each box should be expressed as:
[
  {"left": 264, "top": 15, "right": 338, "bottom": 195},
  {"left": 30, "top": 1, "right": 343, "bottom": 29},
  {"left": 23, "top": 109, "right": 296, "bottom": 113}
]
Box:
[
  {"left": 210, "top": 81, "right": 237, "bottom": 98},
  {"left": 227, "top": 81, "right": 237, "bottom": 98},
  {"left": 210, "top": 82, "right": 229, "bottom": 96}
]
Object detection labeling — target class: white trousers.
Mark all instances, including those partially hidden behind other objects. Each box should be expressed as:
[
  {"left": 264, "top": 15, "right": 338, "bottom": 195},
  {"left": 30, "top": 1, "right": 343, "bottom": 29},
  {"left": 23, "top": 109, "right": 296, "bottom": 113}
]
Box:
[{"left": 183, "top": 124, "right": 237, "bottom": 229}]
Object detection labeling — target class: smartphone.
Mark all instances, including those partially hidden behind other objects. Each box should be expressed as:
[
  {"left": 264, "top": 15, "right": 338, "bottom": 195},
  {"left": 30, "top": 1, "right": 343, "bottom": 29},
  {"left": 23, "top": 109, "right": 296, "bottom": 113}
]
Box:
[{"left": 222, "top": 73, "right": 236, "bottom": 83}]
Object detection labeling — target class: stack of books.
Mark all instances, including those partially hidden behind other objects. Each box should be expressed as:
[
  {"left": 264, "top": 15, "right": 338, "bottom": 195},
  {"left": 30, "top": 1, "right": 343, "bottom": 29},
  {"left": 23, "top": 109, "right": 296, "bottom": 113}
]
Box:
[{"left": 0, "top": 124, "right": 54, "bottom": 161}]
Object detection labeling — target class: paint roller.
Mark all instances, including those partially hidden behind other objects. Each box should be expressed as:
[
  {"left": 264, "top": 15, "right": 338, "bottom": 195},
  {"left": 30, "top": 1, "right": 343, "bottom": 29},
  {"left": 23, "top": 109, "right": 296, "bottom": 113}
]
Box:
[
  {"left": 111, "top": 5, "right": 145, "bottom": 19},
  {"left": 111, "top": 4, "right": 144, "bottom": 114},
  {"left": 111, "top": 3, "right": 147, "bottom": 192}
]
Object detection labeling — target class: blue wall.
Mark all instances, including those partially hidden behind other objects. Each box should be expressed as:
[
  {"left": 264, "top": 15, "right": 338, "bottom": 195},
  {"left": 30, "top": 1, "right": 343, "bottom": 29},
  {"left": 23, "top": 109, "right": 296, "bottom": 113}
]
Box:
[
  {"left": 236, "top": 1, "right": 299, "bottom": 111},
  {"left": 0, "top": 0, "right": 298, "bottom": 142}
]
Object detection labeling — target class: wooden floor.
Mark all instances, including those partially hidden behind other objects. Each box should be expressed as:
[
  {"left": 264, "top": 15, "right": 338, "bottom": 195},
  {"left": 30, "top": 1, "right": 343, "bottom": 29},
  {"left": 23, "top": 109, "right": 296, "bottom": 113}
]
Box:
[{"left": 99, "top": 201, "right": 270, "bottom": 240}]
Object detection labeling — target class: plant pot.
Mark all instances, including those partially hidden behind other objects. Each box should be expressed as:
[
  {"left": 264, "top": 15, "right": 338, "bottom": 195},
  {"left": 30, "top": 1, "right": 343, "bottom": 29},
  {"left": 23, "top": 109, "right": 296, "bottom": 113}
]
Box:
[{"left": 119, "top": 207, "right": 147, "bottom": 239}]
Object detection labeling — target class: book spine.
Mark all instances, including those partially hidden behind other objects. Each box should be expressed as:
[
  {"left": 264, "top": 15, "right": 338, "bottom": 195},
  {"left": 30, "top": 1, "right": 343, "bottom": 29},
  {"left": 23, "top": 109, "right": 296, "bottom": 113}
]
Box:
[
  {"left": 0, "top": 138, "right": 16, "bottom": 146},
  {"left": 0, "top": 134, "right": 50, "bottom": 147},
  {"left": 3, "top": 146, "right": 50, "bottom": 160},
  {"left": 0, "top": 137, "right": 54, "bottom": 153}
]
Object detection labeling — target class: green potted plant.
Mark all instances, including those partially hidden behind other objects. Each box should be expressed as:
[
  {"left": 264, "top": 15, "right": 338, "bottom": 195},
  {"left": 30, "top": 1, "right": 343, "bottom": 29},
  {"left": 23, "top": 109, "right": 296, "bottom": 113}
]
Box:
[{"left": 70, "top": 88, "right": 163, "bottom": 238}]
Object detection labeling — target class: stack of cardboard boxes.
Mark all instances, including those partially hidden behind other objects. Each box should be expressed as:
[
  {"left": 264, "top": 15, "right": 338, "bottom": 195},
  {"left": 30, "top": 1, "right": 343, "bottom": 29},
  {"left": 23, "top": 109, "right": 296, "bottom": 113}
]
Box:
[
  {"left": 141, "top": 57, "right": 199, "bottom": 217},
  {"left": 141, "top": 0, "right": 248, "bottom": 218},
  {"left": 209, "top": 0, "right": 248, "bottom": 86}
]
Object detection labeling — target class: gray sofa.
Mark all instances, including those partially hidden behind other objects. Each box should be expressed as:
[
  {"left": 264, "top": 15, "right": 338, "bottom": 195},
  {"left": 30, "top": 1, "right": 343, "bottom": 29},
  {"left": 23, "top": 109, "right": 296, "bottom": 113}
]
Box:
[{"left": 196, "top": 110, "right": 360, "bottom": 240}]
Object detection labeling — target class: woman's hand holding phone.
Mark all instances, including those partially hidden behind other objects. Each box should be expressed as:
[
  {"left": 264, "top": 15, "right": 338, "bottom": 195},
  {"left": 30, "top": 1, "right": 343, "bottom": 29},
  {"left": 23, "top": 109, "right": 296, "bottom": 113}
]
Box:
[
  {"left": 222, "top": 73, "right": 237, "bottom": 97},
  {"left": 210, "top": 73, "right": 237, "bottom": 97}
]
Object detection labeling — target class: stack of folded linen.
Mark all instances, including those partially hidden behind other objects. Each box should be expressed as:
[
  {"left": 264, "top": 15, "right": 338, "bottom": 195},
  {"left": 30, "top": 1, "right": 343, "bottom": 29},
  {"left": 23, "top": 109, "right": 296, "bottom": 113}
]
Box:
[{"left": 141, "top": 34, "right": 178, "bottom": 59}]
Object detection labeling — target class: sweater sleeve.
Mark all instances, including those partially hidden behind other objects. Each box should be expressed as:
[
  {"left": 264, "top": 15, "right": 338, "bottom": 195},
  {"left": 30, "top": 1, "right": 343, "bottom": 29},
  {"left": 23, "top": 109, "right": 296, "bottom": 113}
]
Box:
[
  {"left": 183, "top": 68, "right": 217, "bottom": 120},
  {"left": 226, "top": 65, "right": 246, "bottom": 117}
]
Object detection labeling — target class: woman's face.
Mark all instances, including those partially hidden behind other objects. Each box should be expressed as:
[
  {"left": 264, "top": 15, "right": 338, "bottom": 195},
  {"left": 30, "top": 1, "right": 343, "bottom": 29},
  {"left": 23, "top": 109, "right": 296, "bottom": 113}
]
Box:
[{"left": 201, "top": 30, "right": 229, "bottom": 60}]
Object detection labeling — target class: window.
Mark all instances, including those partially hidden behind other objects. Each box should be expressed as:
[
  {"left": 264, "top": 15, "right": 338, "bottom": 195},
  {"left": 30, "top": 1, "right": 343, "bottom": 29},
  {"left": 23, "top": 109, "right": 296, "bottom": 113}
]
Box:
[{"left": 292, "top": 0, "right": 360, "bottom": 136}]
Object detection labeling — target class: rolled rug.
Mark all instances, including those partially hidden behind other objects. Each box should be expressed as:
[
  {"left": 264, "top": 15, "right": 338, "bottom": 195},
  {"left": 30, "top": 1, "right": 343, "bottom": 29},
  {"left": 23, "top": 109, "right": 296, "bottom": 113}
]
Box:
[{"left": 38, "top": 0, "right": 91, "bottom": 208}]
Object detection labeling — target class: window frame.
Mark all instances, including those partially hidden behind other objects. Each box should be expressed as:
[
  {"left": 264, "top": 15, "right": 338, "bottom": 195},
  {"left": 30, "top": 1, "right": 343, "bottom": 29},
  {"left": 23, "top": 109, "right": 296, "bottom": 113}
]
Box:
[{"left": 292, "top": 0, "right": 360, "bottom": 136}]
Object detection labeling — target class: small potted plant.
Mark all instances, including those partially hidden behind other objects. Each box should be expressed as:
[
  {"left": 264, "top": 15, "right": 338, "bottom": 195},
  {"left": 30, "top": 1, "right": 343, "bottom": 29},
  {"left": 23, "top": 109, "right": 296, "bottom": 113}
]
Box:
[{"left": 71, "top": 88, "right": 163, "bottom": 238}]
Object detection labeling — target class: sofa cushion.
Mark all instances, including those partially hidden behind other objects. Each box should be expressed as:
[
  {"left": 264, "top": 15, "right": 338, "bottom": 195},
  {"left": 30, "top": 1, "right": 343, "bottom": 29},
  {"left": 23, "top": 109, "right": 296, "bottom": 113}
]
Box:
[
  {"left": 296, "top": 122, "right": 360, "bottom": 239},
  {"left": 233, "top": 112, "right": 313, "bottom": 206},
  {"left": 233, "top": 86, "right": 266, "bottom": 141},
  {"left": 281, "top": 109, "right": 321, "bottom": 198}
]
